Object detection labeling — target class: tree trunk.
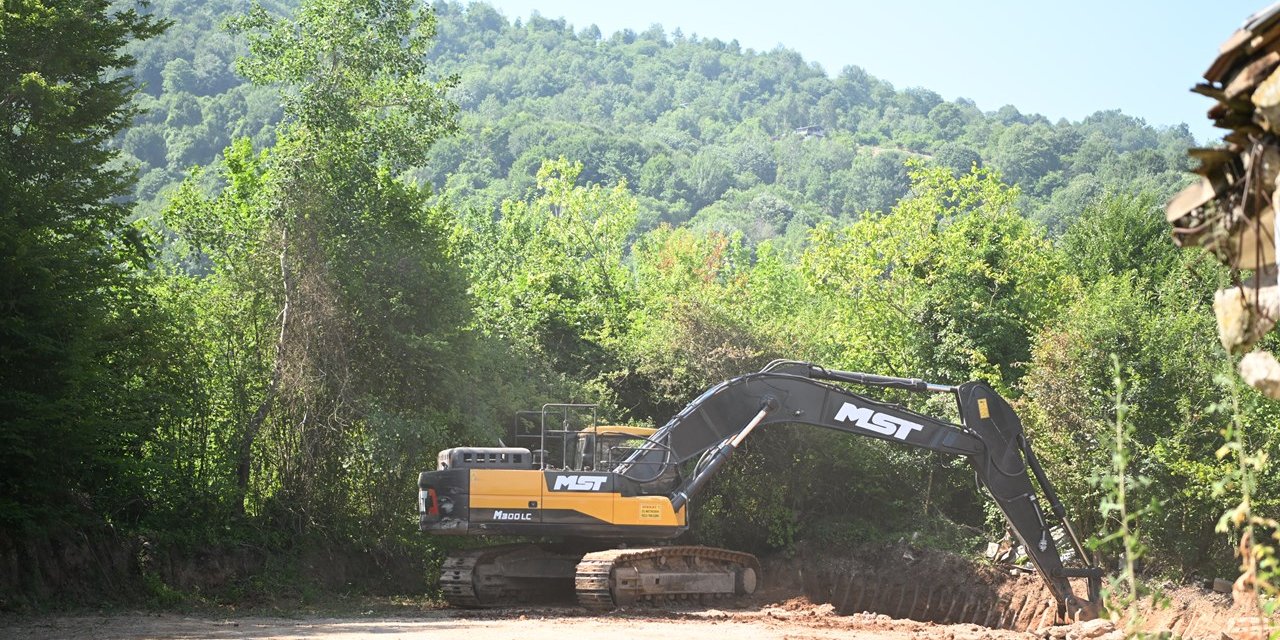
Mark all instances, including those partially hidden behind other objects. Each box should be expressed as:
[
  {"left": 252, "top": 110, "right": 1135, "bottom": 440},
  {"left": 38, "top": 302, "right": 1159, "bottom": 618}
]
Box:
[{"left": 235, "top": 226, "right": 290, "bottom": 515}]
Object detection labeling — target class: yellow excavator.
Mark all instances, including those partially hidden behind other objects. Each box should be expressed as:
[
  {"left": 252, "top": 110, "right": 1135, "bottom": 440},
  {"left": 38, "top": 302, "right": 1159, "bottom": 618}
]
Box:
[{"left": 418, "top": 361, "right": 1102, "bottom": 619}]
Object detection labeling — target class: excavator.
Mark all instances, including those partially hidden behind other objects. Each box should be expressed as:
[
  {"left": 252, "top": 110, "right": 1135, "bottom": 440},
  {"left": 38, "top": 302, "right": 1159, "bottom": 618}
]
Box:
[{"left": 418, "top": 360, "right": 1102, "bottom": 621}]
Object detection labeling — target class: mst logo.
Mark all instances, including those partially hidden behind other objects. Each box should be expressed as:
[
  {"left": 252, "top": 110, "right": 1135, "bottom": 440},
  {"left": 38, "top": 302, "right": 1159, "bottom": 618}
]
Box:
[
  {"left": 834, "top": 402, "right": 923, "bottom": 440},
  {"left": 492, "top": 510, "right": 533, "bottom": 521},
  {"left": 553, "top": 475, "right": 608, "bottom": 491}
]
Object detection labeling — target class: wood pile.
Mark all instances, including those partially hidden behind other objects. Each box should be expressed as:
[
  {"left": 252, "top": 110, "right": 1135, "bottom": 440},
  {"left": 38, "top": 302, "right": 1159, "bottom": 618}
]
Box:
[{"left": 1168, "top": 2, "right": 1280, "bottom": 397}]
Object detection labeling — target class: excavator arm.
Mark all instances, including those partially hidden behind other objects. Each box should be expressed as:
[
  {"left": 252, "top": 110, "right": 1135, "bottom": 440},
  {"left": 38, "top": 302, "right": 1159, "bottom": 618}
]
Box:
[{"left": 617, "top": 360, "right": 1102, "bottom": 618}]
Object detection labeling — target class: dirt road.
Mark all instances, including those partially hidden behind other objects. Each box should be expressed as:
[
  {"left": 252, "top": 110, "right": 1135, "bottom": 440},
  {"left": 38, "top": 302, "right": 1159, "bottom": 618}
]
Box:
[
  {"left": 4, "top": 604, "right": 1027, "bottom": 640},
  {"left": 1, "top": 546, "right": 1244, "bottom": 640}
]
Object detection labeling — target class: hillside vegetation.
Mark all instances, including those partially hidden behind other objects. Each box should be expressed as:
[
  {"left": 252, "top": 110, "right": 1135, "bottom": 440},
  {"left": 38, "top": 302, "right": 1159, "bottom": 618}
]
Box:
[
  {"left": 124, "top": 0, "right": 1196, "bottom": 237},
  {"left": 3, "top": 0, "right": 1277, "bottom": 609}
]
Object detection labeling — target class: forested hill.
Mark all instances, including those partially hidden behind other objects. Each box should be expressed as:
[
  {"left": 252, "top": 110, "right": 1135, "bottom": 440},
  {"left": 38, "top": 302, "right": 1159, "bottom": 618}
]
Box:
[{"left": 125, "top": 0, "right": 1195, "bottom": 237}]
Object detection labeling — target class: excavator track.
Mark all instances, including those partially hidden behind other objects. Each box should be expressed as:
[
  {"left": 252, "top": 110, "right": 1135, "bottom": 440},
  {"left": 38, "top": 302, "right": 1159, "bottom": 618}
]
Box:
[
  {"left": 575, "top": 546, "right": 761, "bottom": 610},
  {"left": 440, "top": 544, "right": 579, "bottom": 608}
]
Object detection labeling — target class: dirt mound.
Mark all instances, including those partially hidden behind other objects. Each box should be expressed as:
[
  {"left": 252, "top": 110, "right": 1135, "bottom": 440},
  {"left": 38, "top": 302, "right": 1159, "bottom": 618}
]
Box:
[
  {"left": 773, "top": 543, "right": 1060, "bottom": 631},
  {"left": 756, "top": 543, "right": 1260, "bottom": 638},
  {"left": 1108, "top": 584, "right": 1251, "bottom": 639}
]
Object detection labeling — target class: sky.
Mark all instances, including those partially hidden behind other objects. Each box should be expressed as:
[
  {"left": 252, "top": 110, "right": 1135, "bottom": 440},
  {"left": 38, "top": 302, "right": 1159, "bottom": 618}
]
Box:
[{"left": 478, "top": 0, "right": 1273, "bottom": 145}]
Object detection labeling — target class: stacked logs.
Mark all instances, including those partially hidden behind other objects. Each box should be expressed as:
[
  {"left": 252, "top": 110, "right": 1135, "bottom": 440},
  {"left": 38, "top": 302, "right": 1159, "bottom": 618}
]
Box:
[{"left": 1168, "top": 2, "right": 1280, "bottom": 398}]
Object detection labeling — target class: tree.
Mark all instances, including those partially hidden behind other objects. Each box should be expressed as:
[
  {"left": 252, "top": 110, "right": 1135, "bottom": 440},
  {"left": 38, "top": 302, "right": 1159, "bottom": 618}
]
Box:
[
  {"left": 623, "top": 226, "right": 767, "bottom": 415},
  {"left": 1020, "top": 263, "right": 1249, "bottom": 573},
  {"left": 928, "top": 102, "right": 966, "bottom": 140},
  {"left": 462, "top": 158, "right": 638, "bottom": 394},
  {"left": 162, "top": 0, "right": 466, "bottom": 529},
  {"left": 933, "top": 142, "right": 982, "bottom": 178},
  {"left": 802, "top": 163, "right": 1068, "bottom": 389},
  {"left": 0, "top": 0, "right": 166, "bottom": 526},
  {"left": 1060, "top": 193, "right": 1178, "bottom": 284},
  {"left": 1032, "top": 173, "right": 1104, "bottom": 235},
  {"left": 839, "top": 151, "right": 911, "bottom": 217},
  {"left": 992, "top": 123, "right": 1061, "bottom": 195},
  {"left": 230, "top": 0, "right": 458, "bottom": 170}
]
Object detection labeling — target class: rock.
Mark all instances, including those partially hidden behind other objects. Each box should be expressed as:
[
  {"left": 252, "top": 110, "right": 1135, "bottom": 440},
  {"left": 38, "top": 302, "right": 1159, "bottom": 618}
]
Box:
[
  {"left": 1252, "top": 66, "right": 1280, "bottom": 132},
  {"left": 1224, "top": 615, "right": 1271, "bottom": 640},
  {"left": 944, "top": 628, "right": 1000, "bottom": 640},
  {"left": 1065, "top": 618, "right": 1115, "bottom": 640},
  {"left": 1239, "top": 350, "right": 1280, "bottom": 398},
  {"left": 1213, "top": 577, "right": 1235, "bottom": 594},
  {"left": 1216, "top": 288, "right": 1255, "bottom": 353},
  {"left": 1213, "top": 274, "right": 1280, "bottom": 354}
]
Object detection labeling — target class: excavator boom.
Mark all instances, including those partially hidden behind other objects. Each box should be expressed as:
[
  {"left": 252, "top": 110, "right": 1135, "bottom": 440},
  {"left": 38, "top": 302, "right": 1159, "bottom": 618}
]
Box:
[{"left": 617, "top": 360, "right": 1101, "bottom": 616}]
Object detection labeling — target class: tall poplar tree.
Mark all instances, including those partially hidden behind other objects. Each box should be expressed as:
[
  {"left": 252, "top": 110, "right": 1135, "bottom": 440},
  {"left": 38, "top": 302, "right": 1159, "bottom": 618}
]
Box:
[{"left": 165, "top": 0, "right": 467, "bottom": 529}]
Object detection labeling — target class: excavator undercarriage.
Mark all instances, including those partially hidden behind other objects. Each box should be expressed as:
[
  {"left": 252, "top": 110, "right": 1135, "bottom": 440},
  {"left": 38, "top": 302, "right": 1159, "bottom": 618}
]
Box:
[
  {"left": 576, "top": 546, "right": 759, "bottom": 609},
  {"left": 439, "top": 544, "right": 579, "bottom": 607},
  {"left": 437, "top": 543, "right": 759, "bottom": 610},
  {"left": 419, "top": 361, "right": 1102, "bottom": 620}
]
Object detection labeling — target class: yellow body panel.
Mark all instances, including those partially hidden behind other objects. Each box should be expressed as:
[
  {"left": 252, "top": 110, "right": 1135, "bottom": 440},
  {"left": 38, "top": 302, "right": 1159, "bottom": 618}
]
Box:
[
  {"left": 466, "top": 469, "right": 685, "bottom": 527},
  {"left": 579, "top": 425, "right": 658, "bottom": 438},
  {"left": 542, "top": 490, "right": 615, "bottom": 522},
  {"left": 469, "top": 469, "right": 543, "bottom": 496},
  {"left": 612, "top": 495, "right": 683, "bottom": 526},
  {"left": 470, "top": 494, "right": 537, "bottom": 509}
]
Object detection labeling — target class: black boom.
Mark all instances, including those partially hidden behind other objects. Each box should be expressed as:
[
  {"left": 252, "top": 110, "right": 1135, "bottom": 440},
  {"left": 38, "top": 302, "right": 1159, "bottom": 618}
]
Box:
[{"left": 616, "top": 360, "right": 1101, "bottom": 617}]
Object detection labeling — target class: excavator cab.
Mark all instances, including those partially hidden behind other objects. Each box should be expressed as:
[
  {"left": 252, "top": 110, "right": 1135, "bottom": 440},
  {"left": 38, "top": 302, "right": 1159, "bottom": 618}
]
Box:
[
  {"left": 505, "top": 404, "right": 659, "bottom": 473},
  {"left": 573, "top": 426, "right": 654, "bottom": 472},
  {"left": 507, "top": 404, "right": 601, "bottom": 470}
]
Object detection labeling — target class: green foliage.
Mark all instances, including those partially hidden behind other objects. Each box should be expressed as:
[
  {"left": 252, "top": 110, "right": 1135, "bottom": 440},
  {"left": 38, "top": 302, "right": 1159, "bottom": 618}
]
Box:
[
  {"left": 1211, "top": 368, "right": 1280, "bottom": 619},
  {"left": 229, "top": 0, "right": 458, "bottom": 171},
  {"left": 123, "top": 0, "right": 1197, "bottom": 241},
  {"left": 461, "top": 158, "right": 637, "bottom": 403},
  {"left": 621, "top": 226, "right": 768, "bottom": 416},
  {"left": 1061, "top": 193, "right": 1179, "bottom": 284},
  {"left": 158, "top": 139, "right": 281, "bottom": 522},
  {"left": 1023, "top": 197, "right": 1245, "bottom": 574},
  {"left": 1089, "top": 356, "right": 1161, "bottom": 629},
  {"left": 0, "top": 0, "right": 168, "bottom": 527},
  {"left": 802, "top": 163, "right": 1068, "bottom": 388},
  {"left": 155, "top": 0, "right": 472, "bottom": 540},
  {"left": 115, "top": 0, "right": 288, "bottom": 217}
]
